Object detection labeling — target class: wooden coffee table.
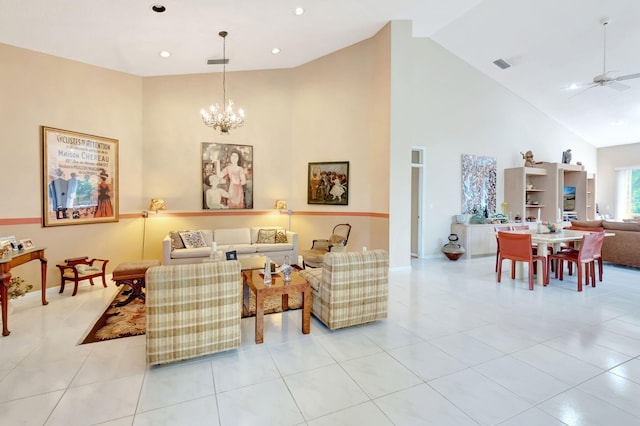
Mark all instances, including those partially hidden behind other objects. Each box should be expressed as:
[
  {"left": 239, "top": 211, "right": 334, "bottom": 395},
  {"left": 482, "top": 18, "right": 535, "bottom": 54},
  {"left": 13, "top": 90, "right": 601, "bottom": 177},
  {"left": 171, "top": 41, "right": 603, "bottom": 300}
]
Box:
[{"left": 242, "top": 269, "right": 311, "bottom": 344}]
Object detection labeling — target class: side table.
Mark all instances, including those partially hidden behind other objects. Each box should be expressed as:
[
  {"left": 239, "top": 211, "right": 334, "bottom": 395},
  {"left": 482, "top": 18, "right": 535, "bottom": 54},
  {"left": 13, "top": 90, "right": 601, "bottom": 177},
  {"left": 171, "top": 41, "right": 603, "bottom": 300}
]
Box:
[{"left": 242, "top": 269, "right": 311, "bottom": 344}]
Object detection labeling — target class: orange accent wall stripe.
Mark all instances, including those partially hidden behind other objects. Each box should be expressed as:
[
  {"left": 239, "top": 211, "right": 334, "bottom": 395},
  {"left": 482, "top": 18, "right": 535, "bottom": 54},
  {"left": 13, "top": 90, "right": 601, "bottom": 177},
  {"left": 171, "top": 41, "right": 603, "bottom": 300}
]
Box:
[
  {"left": 0, "top": 218, "right": 42, "bottom": 225},
  {"left": 0, "top": 211, "right": 389, "bottom": 225}
]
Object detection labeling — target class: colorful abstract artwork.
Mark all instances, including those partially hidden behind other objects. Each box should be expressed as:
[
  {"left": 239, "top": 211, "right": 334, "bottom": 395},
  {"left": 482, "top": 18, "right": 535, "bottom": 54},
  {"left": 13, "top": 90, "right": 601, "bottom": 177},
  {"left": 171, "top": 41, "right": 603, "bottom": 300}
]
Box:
[{"left": 461, "top": 154, "right": 497, "bottom": 214}]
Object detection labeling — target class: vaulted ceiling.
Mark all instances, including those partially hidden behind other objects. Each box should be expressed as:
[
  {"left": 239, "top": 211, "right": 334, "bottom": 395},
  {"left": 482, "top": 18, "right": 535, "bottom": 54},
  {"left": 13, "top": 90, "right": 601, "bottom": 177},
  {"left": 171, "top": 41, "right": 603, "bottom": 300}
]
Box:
[{"left": 2, "top": 0, "right": 639, "bottom": 147}]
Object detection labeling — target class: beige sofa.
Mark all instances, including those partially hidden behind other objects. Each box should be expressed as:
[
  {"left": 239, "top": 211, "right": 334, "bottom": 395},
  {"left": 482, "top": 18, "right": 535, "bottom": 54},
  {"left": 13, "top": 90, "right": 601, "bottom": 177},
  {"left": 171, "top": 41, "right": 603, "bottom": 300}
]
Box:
[
  {"left": 571, "top": 220, "right": 640, "bottom": 268},
  {"left": 145, "top": 261, "right": 241, "bottom": 365},
  {"left": 163, "top": 226, "right": 298, "bottom": 265},
  {"left": 299, "top": 249, "right": 388, "bottom": 330}
]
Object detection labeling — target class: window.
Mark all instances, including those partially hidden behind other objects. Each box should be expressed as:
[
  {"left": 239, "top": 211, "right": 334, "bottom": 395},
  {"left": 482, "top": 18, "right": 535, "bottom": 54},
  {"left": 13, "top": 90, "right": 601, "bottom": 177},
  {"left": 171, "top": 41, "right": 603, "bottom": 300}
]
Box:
[{"left": 616, "top": 167, "right": 640, "bottom": 219}]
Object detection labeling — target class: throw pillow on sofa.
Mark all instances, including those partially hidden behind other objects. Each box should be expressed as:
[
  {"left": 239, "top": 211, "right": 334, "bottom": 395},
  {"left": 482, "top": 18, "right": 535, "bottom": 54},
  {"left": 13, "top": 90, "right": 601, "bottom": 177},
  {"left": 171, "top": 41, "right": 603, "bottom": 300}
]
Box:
[
  {"left": 169, "top": 231, "right": 187, "bottom": 250},
  {"left": 257, "top": 229, "right": 277, "bottom": 244},
  {"left": 179, "top": 231, "right": 208, "bottom": 249},
  {"left": 275, "top": 230, "right": 288, "bottom": 244}
]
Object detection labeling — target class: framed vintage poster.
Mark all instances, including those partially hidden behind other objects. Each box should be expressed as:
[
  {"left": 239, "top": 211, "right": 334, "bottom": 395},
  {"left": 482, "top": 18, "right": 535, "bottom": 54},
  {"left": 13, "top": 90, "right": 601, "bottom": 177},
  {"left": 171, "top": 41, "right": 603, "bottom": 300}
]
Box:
[
  {"left": 42, "top": 127, "right": 119, "bottom": 226},
  {"left": 307, "top": 161, "right": 349, "bottom": 205},
  {"left": 202, "top": 143, "right": 253, "bottom": 210}
]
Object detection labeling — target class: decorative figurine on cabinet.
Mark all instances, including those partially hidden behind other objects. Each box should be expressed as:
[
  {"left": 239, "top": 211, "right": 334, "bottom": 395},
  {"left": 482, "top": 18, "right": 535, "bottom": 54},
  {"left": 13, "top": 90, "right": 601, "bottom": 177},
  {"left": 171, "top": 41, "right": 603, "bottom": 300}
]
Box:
[
  {"left": 562, "top": 149, "right": 572, "bottom": 164},
  {"left": 520, "top": 151, "right": 535, "bottom": 167}
]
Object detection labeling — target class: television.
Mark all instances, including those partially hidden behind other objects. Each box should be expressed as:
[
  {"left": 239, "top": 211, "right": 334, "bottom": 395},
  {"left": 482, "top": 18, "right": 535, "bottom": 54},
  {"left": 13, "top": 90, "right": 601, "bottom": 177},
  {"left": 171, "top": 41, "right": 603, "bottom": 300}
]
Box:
[{"left": 563, "top": 185, "right": 576, "bottom": 211}]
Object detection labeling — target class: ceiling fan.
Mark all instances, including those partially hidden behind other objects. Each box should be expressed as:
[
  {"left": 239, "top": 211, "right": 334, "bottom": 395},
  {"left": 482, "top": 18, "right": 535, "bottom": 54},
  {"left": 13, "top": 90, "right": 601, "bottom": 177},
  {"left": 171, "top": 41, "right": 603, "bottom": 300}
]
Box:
[{"left": 571, "top": 18, "right": 640, "bottom": 96}]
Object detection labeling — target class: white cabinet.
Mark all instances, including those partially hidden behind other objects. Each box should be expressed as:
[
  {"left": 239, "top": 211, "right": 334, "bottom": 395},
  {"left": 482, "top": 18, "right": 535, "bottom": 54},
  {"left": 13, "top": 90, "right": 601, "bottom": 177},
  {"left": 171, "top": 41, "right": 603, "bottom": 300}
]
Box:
[{"left": 451, "top": 223, "right": 499, "bottom": 259}]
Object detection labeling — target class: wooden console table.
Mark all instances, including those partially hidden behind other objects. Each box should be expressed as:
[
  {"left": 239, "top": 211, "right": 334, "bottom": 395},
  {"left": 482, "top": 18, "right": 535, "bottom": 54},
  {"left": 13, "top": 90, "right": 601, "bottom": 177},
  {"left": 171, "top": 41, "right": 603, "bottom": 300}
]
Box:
[{"left": 0, "top": 247, "right": 48, "bottom": 336}]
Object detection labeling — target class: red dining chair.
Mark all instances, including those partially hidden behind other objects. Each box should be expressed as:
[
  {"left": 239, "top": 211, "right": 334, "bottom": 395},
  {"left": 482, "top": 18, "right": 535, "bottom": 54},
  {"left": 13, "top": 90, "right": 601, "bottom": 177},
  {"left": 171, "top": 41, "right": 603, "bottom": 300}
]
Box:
[
  {"left": 561, "top": 226, "right": 604, "bottom": 281},
  {"left": 497, "top": 232, "right": 548, "bottom": 291},
  {"left": 510, "top": 224, "right": 553, "bottom": 272},
  {"left": 548, "top": 232, "right": 604, "bottom": 292},
  {"left": 494, "top": 225, "right": 512, "bottom": 272}
]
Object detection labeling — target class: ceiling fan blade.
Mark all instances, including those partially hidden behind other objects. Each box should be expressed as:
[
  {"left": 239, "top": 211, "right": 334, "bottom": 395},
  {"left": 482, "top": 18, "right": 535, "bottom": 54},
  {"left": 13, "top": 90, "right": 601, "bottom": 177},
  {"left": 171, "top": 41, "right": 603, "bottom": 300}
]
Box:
[
  {"left": 608, "top": 81, "right": 630, "bottom": 91},
  {"left": 569, "top": 83, "right": 598, "bottom": 98},
  {"left": 616, "top": 72, "right": 640, "bottom": 81}
]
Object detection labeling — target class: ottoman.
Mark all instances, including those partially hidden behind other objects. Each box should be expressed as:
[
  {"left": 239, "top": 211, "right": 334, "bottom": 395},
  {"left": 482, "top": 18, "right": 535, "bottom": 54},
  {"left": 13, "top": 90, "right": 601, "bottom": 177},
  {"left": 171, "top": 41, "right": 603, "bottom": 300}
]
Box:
[{"left": 111, "top": 260, "right": 160, "bottom": 307}]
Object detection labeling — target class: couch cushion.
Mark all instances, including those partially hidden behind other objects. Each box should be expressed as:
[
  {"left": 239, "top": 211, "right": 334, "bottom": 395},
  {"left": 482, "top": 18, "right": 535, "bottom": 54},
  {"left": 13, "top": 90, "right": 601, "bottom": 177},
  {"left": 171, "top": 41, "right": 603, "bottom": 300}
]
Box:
[
  {"left": 214, "top": 228, "right": 251, "bottom": 245},
  {"left": 217, "top": 243, "right": 256, "bottom": 254},
  {"left": 256, "top": 229, "right": 277, "bottom": 244},
  {"left": 171, "top": 247, "right": 211, "bottom": 259},
  {"left": 254, "top": 243, "right": 293, "bottom": 253},
  {"left": 570, "top": 220, "right": 603, "bottom": 228},
  {"left": 603, "top": 220, "right": 640, "bottom": 232},
  {"left": 299, "top": 268, "right": 322, "bottom": 292},
  {"left": 179, "top": 231, "right": 208, "bottom": 248}
]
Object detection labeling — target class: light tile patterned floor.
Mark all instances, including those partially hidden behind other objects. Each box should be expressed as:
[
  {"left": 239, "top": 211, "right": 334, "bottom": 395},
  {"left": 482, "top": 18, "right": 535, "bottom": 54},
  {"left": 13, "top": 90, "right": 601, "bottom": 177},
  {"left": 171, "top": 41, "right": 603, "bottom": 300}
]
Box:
[{"left": 1, "top": 256, "right": 640, "bottom": 425}]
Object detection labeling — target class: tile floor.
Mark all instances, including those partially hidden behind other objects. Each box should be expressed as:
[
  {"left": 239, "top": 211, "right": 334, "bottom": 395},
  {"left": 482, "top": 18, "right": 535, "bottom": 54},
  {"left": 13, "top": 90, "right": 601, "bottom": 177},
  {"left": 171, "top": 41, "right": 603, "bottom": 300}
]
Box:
[{"left": 1, "top": 257, "right": 640, "bottom": 425}]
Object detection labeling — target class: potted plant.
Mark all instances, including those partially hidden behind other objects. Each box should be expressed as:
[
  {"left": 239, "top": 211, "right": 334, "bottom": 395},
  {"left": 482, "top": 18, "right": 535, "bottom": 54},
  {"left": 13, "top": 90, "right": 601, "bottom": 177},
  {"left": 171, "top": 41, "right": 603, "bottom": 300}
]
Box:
[{"left": 3, "top": 276, "right": 33, "bottom": 301}]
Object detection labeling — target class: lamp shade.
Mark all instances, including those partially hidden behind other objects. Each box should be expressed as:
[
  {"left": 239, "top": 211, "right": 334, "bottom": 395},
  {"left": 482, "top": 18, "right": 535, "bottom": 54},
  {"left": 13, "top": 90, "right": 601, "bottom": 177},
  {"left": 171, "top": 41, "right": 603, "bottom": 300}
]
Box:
[
  {"left": 149, "top": 198, "right": 167, "bottom": 212},
  {"left": 274, "top": 199, "right": 287, "bottom": 210}
]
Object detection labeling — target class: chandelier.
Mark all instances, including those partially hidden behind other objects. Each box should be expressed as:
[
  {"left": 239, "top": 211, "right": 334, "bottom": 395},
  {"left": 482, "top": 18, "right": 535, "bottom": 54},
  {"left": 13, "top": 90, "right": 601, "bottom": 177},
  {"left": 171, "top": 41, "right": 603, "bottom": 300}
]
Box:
[{"left": 200, "top": 31, "right": 245, "bottom": 134}]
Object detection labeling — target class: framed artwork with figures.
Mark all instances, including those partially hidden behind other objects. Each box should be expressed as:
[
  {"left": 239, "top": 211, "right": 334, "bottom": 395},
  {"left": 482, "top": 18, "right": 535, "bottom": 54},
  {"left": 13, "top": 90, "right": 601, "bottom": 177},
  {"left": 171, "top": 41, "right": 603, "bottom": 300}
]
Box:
[
  {"left": 202, "top": 143, "right": 253, "bottom": 210},
  {"left": 41, "top": 126, "right": 119, "bottom": 227},
  {"left": 307, "top": 161, "right": 349, "bottom": 205}
]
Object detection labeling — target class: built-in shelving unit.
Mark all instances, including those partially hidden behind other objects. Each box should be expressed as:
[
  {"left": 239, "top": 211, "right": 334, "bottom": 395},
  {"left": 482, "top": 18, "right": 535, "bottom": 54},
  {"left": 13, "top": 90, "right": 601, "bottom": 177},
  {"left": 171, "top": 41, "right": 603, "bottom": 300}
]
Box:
[
  {"left": 504, "top": 163, "right": 595, "bottom": 223},
  {"left": 504, "top": 166, "right": 551, "bottom": 221}
]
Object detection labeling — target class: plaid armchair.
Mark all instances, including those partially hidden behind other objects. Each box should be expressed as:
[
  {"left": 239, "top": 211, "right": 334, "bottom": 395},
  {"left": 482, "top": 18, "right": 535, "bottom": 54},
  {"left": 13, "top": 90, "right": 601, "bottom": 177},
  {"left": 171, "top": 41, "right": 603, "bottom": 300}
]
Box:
[
  {"left": 299, "top": 249, "right": 388, "bottom": 330},
  {"left": 145, "top": 261, "right": 241, "bottom": 365}
]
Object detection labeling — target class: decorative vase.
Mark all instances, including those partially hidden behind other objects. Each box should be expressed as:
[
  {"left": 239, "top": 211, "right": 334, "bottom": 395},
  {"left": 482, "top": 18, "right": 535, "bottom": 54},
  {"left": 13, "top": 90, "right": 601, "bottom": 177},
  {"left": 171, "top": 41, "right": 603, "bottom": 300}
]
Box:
[
  {"left": 442, "top": 234, "right": 465, "bottom": 261},
  {"left": 263, "top": 256, "right": 272, "bottom": 285}
]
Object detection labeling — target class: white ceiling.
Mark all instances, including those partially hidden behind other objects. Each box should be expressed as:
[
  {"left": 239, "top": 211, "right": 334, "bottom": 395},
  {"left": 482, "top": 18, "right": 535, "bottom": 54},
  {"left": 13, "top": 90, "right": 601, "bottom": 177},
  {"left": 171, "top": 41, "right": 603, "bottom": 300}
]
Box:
[{"left": 1, "top": 0, "right": 639, "bottom": 147}]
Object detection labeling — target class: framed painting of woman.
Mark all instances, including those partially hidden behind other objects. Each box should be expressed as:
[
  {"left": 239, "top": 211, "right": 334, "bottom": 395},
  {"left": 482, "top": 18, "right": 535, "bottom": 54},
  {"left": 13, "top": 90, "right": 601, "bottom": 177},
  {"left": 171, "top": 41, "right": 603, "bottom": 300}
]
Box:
[{"left": 202, "top": 143, "right": 253, "bottom": 210}]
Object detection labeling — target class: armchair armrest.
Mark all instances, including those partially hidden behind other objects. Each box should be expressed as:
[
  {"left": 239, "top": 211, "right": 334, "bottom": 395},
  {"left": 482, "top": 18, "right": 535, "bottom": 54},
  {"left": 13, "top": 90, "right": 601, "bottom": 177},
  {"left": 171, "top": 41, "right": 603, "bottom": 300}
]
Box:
[
  {"left": 310, "top": 239, "right": 329, "bottom": 251},
  {"left": 88, "top": 258, "right": 109, "bottom": 272},
  {"left": 162, "top": 234, "right": 172, "bottom": 264}
]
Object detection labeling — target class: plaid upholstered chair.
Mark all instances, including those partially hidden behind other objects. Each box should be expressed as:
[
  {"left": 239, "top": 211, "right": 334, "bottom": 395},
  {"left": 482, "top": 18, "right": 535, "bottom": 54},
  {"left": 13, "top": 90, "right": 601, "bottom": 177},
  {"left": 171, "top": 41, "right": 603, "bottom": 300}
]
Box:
[
  {"left": 145, "top": 261, "right": 242, "bottom": 365},
  {"left": 299, "top": 249, "right": 388, "bottom": 330}
]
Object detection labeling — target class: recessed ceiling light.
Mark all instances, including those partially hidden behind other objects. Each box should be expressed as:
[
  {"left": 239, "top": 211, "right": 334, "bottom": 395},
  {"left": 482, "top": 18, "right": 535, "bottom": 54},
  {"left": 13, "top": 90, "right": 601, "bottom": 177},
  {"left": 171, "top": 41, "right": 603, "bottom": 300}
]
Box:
[
  {"left": 567, "top": 83, "right": 579, "bottom": 90},
  {"left": 271, "top": 48, "right": 281, "bottom": 54},
  {"left": 159, "top": 51, "right": 171, "bottom": 58},
  {"left": 294, "top": 7, "right": 305, "bottom": 16},
  {"left": 152, "top": 5, "right": 166, "bottom": 13}
]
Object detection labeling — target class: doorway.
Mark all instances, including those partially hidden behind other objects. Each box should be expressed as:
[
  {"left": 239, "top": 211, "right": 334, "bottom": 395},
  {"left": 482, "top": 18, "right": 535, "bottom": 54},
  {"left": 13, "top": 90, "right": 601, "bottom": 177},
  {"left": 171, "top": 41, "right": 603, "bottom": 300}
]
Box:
[{"left": 411, "top": 148, "right": 425, "bottom": 258}]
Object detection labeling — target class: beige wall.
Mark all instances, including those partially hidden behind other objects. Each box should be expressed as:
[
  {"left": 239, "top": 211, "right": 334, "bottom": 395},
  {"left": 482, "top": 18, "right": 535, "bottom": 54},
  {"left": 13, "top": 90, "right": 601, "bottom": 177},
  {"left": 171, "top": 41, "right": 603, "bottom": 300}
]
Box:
[
  {"left": 0, "top": 43, "right": 144, "bottom": 290},
  {"left": 0, "top": 28, "right": 390, "bottom": 290},
  {"left": 597, "top": 142, "right": 640, "bottom": 218}
]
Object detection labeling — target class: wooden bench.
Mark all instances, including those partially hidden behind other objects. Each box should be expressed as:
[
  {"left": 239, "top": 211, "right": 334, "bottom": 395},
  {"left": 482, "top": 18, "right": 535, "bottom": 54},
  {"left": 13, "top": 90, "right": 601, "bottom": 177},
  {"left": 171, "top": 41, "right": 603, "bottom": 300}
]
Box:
[{"left": 56, "top": 257, "right": 109, "bottom": 296}]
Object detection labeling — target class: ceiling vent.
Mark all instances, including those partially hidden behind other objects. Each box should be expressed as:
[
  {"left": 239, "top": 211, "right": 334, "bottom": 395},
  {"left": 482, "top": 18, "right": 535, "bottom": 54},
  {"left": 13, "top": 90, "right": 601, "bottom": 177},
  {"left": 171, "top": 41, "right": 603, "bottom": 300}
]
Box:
[{"left": 493, "top": 58, "right": 511, "bottom": 69}]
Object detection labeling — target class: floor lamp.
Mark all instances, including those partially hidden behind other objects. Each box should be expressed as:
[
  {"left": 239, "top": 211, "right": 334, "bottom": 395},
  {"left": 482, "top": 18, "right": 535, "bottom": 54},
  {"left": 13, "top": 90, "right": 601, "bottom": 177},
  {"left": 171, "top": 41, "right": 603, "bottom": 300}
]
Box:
[
  {"left": 274, "top": 199, "right": 292, "bottom": 231},
  {"left": 142, "top": 198, "right": 167, "bottom": 259}
]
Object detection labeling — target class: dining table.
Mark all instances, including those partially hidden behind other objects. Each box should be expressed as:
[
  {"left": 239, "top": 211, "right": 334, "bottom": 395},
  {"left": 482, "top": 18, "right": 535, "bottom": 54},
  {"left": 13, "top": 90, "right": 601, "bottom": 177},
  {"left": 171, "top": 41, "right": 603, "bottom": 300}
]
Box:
[{"left": 507, "top": 229, "right": 614, "bottom": 287}]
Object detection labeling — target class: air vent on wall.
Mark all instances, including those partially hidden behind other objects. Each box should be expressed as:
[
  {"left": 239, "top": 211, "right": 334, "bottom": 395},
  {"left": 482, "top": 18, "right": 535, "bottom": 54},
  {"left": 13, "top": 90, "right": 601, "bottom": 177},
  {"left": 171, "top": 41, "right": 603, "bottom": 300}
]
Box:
[{"left": 493, "top": 58, "right": 511, "bottom": 69}]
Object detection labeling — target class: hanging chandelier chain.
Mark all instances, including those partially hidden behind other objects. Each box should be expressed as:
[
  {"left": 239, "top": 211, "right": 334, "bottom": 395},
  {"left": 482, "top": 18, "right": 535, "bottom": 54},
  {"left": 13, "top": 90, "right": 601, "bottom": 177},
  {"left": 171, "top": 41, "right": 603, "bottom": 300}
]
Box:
[{"left": 221, "top": 31, "right": 227, "bottom": 106}]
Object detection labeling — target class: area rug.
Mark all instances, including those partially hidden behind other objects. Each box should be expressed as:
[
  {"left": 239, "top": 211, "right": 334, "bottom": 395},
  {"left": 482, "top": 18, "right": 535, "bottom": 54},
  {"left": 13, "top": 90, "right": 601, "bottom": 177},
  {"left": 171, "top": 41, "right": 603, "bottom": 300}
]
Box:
[
  {"left": 81, "top": 288, "right": 146, "bottom": 344},
  {"left": 81, "top": 286, "right": 303, "bottom": 344}
]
